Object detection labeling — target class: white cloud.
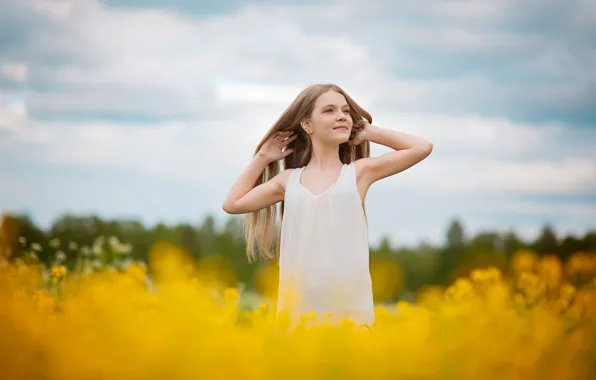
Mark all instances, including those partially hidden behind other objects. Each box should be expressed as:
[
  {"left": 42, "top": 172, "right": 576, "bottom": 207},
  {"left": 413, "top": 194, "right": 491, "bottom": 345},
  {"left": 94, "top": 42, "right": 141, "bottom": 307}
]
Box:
[
  {"left": 395, "top": 157, "right": 596, "bottom": 195},
  {"left": 373, "top": 112, "right": 565, "bottom": 158},
  {"left": 5, "top": 120, "right": 220, "bottom": 183},
  {"left": 0, "top": 0, "right": 594, "bottom": 244},
  {"left": 215, "top": 82, "right": 304, "bottom": 104},
  {"left": 365, "top": 112, "right": 596, "bottom": 195},
  {"left": 493, "top": 200, "right": 596, "bottom": 217},
  {"left": 4, "top": 106, "right": 594, "bottom": 199},
  {"left": 2, "top": 0, "right": 591, "bottom": 123},
  {"left": 0, "top": 62, "right": 28, "bottom": 82},
  {"left": 0, "top": 98, "right": 27, "bottom": 131},
  {"left": 565, "top": 0, "right": 596, "bottom": 29},
  {"left": 29, "top": 0, "right": 77, "bottom": 18}
]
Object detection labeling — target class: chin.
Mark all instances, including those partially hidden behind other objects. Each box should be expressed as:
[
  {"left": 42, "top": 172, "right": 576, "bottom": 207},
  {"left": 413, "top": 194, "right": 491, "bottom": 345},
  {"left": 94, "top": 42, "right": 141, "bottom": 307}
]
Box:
[
  {"left": 329, "top": 132, "right": 350, "bottom": 143},
  {"left": 333, "top": 137, "right": 351, "bottom": 145}
]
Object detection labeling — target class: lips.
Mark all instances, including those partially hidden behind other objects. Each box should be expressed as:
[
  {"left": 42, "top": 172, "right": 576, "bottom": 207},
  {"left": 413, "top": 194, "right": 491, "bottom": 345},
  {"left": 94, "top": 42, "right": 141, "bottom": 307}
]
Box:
[{"left": 333, "top": 126, "right": 349, "bottom": 131}]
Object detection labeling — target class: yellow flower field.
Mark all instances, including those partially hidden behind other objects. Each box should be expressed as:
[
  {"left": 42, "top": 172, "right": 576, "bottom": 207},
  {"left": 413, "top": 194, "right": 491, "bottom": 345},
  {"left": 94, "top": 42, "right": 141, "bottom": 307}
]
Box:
[{"left": 1, "top": 242, "right": 595, "bottom": 380}]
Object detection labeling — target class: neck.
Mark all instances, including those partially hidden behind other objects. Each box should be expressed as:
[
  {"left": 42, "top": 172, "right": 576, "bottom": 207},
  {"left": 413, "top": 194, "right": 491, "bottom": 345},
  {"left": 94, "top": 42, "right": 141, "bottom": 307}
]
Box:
[{"left": 307, "top": 139, "right": 343, "bottom": 170}]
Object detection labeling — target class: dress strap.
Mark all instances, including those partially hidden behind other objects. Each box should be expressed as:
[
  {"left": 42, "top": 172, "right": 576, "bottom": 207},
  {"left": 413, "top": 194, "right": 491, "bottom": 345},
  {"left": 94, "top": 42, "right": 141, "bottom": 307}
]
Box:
[
  {"left": 285, "top": 166, "right": 303, "bottom": 195},
  {"left": 290, "top": 166, "right": 303, "bottom": 183}
]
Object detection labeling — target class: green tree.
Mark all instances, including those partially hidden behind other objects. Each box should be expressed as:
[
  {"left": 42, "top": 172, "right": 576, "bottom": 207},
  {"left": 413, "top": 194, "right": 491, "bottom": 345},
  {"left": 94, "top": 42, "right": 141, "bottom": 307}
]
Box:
[
  {"left": 533, "top": 224, "right": 559, "bottom": 256},
  {"left": 559, "top": 234, "right": 583, "bottom": 261},
  {"left": 436, "top": 218, "right": 466, "bottom": 285},
  {"left": 583, "top": 231, "right": 596, "bottom": 252},
  {"left": 503, "top": 230, "right": 525, "bottom": 259}
]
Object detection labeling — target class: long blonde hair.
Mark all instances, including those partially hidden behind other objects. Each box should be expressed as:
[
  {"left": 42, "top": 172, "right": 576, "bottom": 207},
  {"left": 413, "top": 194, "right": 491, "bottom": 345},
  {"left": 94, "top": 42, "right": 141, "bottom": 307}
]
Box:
[{"left": 244, "top": 83, "right": 372, "bottom": 263}]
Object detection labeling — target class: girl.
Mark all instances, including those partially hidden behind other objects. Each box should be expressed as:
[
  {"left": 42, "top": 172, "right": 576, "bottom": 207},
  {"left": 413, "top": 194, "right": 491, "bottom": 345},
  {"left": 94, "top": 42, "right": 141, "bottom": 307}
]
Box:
[{"left": 222, "top": 84, "right": 432, "bottom": 328}]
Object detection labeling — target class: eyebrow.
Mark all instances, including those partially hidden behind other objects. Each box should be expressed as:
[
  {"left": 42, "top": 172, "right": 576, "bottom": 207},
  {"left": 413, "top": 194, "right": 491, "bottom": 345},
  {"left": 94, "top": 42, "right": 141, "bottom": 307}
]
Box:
[{"left": 321, "top": 104, "right": 350, "bottom": 108}]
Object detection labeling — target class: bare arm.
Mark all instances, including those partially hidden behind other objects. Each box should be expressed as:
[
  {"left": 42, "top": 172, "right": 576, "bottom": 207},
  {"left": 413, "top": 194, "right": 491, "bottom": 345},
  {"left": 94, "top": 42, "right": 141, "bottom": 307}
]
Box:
[
  {"left": 355, "top": 124, "right": 433, "bottom": 187},
  {"left": 222, "top": 155, "right": 284, "bottom": 214},
  {"left": 222, "top": 130, "right": 296, "bottom": 214}
]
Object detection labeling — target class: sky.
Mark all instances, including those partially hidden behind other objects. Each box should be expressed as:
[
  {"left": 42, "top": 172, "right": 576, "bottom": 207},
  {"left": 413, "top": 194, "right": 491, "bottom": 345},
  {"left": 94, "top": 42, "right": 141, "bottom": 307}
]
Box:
[{"left": 0, "top": 0, "right": 595, "bottom": 248}]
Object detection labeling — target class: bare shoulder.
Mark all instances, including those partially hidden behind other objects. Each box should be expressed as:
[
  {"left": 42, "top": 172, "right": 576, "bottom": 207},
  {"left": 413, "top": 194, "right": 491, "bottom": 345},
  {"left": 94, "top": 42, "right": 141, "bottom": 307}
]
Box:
[{"left": 273, "top": 168, "right": 296, "bottom": 192}]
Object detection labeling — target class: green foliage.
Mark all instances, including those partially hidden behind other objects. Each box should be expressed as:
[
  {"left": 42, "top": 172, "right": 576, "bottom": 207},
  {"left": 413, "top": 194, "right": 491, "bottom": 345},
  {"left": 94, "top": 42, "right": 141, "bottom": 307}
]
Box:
[{"left": 1, "top": 213, "right": 594, "bottom": 296}]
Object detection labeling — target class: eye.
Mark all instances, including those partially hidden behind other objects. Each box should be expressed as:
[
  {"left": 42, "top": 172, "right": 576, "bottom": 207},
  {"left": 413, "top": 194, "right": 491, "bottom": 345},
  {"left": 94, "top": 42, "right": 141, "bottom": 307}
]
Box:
[{"left": 343, "top": 109, "right": 350, "bottom": 113}]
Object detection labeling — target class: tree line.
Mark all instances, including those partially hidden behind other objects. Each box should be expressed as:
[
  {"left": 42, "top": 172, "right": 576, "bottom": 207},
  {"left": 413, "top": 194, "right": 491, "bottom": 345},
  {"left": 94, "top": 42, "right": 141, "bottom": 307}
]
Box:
[{"left": 1, "top": 213, "right": 594, "bottom": 302}]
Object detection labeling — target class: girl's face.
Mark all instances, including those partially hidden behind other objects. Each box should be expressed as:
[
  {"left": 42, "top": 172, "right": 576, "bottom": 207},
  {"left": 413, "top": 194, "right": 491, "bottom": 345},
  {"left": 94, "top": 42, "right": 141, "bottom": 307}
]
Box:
[{"left": 302, "top": 90, "right": 353, "bottom": 144}]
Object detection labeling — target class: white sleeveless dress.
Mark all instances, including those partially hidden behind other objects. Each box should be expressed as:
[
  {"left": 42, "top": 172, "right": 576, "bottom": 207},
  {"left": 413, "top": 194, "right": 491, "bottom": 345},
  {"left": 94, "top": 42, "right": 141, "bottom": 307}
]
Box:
[{"left": 276, "top": 161, "right": 374, "bottom": 326}]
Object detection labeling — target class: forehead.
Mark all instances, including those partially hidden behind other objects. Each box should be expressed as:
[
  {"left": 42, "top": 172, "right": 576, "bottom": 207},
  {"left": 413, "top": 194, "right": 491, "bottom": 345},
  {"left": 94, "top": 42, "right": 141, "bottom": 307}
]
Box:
[{"left": 314, "top": 90, "right": 348, "bottom": 108}]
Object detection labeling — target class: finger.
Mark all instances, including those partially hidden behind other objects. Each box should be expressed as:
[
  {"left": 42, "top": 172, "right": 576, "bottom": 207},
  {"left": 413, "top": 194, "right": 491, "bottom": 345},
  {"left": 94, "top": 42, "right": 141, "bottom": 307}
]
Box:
[
  {"left": 283, "top": 134, "right": 298, "bottom": 144},
  {"left": 277, "top": 131, "right": 292, "bottom": 139}
]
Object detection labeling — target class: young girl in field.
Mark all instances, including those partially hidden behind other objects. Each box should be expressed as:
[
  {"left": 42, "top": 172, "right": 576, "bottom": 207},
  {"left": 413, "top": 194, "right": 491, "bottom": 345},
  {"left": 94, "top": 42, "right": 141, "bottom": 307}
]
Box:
[{"left": 222, "top": 84, "right": 432, "bottom": 328}]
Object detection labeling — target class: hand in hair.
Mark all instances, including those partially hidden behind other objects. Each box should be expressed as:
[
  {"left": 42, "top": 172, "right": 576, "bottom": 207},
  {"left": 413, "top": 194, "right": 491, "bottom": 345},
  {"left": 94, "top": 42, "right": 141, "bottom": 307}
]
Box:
[
  {"left": 257, "top": 130, "right": 297, "bottom": 163},
  {"left": 349, "top": 118, "right": 371, "bottom": 146}
]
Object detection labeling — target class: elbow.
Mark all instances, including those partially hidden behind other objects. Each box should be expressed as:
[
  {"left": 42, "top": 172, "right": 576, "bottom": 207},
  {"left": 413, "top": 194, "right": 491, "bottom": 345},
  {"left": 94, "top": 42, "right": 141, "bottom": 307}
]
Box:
[
  {"left": 222, "top": 203, "right": 237, "bottom": 215},
  {"left": 425, "top": 142, "right": 433, "bottom": 155},
  {"left": 418, "top": 141, "right": 433, "bottom": 157}
]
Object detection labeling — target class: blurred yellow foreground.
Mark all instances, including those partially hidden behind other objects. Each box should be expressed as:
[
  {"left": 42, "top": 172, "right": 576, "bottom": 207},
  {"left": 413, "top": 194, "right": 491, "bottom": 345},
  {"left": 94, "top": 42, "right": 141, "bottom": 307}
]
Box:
[{"left": 1, "top": 241, "right": 595, "bottom": 380}]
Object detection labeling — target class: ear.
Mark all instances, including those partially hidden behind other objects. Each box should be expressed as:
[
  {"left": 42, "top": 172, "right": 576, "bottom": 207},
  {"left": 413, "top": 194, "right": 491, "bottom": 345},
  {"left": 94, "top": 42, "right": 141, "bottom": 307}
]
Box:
[{"left": 301, "top": 121, "right": 311, "bottom": 134}]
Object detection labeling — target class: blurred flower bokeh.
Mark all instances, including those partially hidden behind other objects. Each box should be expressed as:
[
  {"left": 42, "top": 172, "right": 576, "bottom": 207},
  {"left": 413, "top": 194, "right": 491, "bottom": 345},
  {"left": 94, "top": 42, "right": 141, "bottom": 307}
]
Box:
[{"left": 1, "top": 236, "right": 595, "bottom": 380}]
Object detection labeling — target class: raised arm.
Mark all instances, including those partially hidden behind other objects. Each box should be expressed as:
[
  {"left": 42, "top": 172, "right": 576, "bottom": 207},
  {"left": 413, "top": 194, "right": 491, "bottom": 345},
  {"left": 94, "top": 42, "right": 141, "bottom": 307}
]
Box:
[
  {"left": 352, "top": 121, "right": 433, "bottom": 188},
  {"left": 222, "top": 130, "right": 296, "bottom": 214}
]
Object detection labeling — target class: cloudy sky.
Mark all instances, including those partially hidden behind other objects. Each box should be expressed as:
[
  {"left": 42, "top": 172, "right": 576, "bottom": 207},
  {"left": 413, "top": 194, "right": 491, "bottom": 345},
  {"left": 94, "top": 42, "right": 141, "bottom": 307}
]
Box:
[{"left": 1, "top": 0, "right": 595, "bottom": 247}]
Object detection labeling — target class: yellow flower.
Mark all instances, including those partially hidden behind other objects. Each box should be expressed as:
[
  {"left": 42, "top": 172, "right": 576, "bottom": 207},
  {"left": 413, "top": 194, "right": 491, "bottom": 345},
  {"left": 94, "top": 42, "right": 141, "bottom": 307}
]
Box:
[
  {"left": 511, "top": 249, "right": 538, "bottom": 274},
  {"left": 125, "top": 262, "right": 147, "bottom": 283},
  {"left": 485, "top": 267, "right": 502, "bottom": 282},
  {"left": 50, "top": 265, "right": 67, "bottom": 280},
  {"left": 258, "top": 303, "right": 269, "bottom": 314},
  {"left": 537, "top": 255, "right": 563, "bottom": 289},
  {"left": 396, "top": 300, "right": 413, "bottom": 315},
  {"left": 1, "top": 252, "right": 594, "bottom": 380},
  {"left": 452, "top": 278, "right": 475, "bottom": 298},
  {"left": 470, "top": 269, "right": 486, "bottom": 284},
  {"left": 559, "top": 283, "right": 576, "bottom": 300},
  {"left": 223, "top": 287, "right": 240, "bottom": 304},
  {"left": 518, "top": 272, "right": 546, "bottom": 303}
]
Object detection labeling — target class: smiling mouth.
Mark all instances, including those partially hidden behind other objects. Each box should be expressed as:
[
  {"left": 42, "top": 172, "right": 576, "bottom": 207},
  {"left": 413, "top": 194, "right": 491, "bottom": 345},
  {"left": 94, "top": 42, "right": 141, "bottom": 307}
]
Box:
[{"left": 333, "top": 126, "right": 348, "bottom": 130}]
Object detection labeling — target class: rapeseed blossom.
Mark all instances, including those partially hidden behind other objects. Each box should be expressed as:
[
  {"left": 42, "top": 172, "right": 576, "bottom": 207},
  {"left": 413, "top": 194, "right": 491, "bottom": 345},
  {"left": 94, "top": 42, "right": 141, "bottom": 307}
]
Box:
[{"left": 0, "top": 242, "right": 594, "bottom": 380}]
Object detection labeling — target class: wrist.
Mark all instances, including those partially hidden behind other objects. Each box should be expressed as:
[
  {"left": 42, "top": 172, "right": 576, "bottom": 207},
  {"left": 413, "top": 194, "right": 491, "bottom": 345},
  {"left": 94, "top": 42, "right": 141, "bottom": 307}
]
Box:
[
  {"left": 254, "top": 152, "right": 273, "bottom": 165},
  {"left": 363, "top": 125, "right": 379, "bottom": 142}
]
